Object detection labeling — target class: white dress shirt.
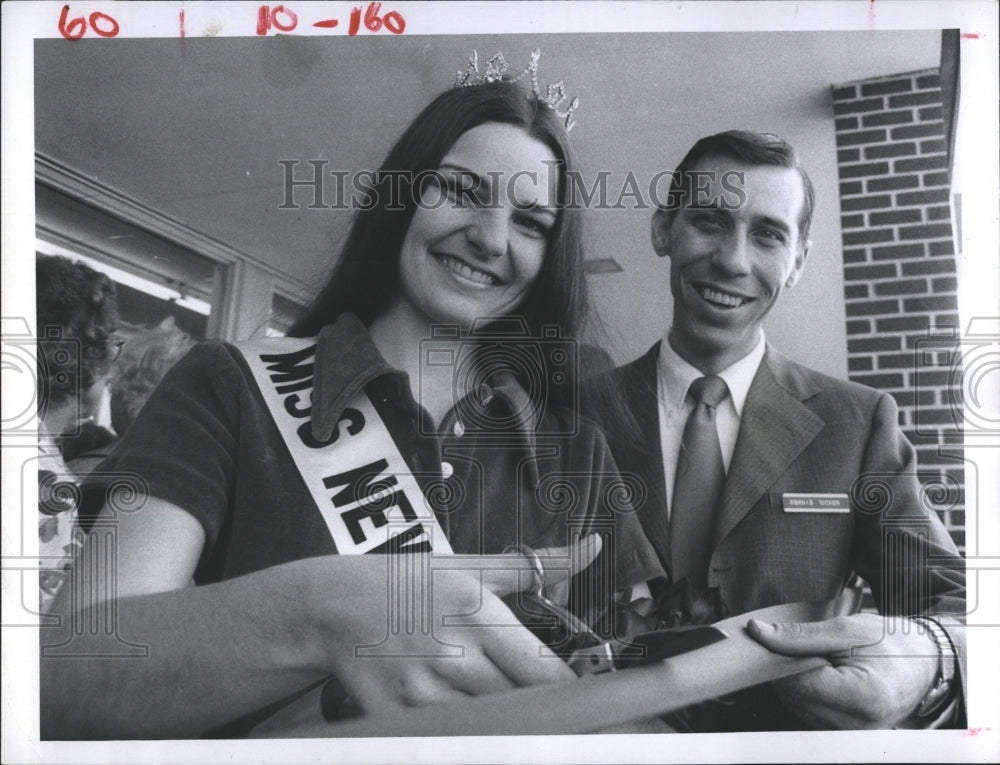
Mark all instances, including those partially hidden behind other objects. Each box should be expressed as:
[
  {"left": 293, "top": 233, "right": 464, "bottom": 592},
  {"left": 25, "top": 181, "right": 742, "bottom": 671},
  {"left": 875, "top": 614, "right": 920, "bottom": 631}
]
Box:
[{"left": 656, "top": 331, "right": 767, "bottom": 522}]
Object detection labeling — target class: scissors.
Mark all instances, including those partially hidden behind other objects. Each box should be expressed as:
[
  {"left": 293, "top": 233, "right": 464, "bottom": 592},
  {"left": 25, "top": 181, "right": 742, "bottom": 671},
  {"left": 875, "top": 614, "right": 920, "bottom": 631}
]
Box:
[{"left": 507, "top": 544, "right": 727, "bottom": 676}]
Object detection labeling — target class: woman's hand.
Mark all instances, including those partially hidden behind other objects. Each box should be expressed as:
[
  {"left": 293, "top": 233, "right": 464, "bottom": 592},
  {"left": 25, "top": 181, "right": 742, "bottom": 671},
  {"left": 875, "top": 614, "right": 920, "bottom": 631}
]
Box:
[
  {"left": 309, "top": 535, "right": 602, "bottom": 710},
  {"left": 43, "top": 499, "right": 601, "bottom": 739}
]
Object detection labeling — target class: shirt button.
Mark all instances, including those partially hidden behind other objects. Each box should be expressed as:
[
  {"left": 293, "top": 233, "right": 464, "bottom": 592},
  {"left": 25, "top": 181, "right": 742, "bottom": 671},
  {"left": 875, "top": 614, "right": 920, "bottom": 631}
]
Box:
[
  {"left": 453, "top": 420, "right": 465, "bottom": 437},
  {"left": 441, "top": 461, "right": 454, "bottom": 478}
]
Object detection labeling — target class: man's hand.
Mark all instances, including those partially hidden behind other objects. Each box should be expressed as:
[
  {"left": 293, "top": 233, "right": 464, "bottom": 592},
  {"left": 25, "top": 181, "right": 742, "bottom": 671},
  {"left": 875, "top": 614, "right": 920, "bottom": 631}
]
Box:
[
  {"left": 314, "top": 535, "right": 603, "bottom": 711},
  {"left": 746, "top": 613, "right": 939, "bottom": 729}
]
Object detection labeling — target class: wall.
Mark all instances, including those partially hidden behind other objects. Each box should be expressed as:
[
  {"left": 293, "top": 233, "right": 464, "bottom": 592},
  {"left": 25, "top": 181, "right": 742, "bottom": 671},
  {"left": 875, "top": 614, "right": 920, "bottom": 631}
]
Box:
[{"left": 832, "top": 69, "right": 965, "bottom": 551}]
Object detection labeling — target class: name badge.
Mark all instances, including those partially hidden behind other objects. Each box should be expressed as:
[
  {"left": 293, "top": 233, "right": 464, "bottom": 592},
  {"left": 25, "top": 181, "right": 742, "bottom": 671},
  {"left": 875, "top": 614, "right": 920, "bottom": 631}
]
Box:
[{"left": 782, "top": 493, "right": 850, "bottom": 513}]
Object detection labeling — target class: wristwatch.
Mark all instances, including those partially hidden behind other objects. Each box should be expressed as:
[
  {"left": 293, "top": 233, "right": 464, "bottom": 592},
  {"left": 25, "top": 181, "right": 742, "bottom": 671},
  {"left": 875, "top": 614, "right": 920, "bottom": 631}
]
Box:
[{"left": 910, "top": 616, "right": 956, "bottom": 718}]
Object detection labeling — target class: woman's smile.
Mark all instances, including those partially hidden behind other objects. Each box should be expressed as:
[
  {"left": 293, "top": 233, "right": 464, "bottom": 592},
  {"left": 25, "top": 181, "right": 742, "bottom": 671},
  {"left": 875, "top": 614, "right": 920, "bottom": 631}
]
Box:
[{"left": 432, "top": 252, "right": 501, "bottom": 287}]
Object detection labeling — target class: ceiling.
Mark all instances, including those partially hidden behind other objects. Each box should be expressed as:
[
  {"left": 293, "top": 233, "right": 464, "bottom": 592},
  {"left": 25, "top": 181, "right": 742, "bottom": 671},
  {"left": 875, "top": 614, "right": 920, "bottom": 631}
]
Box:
[{"left": 33, "top": 29, "right": 942, "bottom": 368}]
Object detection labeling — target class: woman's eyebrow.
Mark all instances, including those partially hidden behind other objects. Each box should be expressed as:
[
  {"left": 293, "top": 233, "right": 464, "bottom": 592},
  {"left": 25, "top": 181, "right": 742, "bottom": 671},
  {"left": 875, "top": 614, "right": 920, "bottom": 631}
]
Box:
[
  {"left": 439, "top": 162, "right": 557, "bottom": 213},
  {"left": 439, "top": 163, "right": 482, "bottom": 184},
  {"left": 438, "top": 163, "right": 489, "bottom": 199}
]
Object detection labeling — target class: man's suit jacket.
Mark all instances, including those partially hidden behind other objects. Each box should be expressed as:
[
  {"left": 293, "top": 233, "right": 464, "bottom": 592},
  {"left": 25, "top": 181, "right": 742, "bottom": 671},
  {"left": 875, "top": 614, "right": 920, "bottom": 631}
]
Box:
[{"left": 592, "top": 342, "right": 966, "bottom": 728}]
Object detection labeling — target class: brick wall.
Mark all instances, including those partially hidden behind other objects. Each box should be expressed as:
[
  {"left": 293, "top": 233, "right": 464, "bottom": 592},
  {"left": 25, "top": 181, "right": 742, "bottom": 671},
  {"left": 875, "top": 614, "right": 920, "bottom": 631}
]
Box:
[{"left": 832, "top": 69, "right": 965, "bottom": 552}]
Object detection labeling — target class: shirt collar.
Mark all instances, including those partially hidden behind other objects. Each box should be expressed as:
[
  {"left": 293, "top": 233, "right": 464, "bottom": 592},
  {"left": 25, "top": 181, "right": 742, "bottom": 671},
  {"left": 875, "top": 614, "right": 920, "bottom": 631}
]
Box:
[
  {"left": 311, "top": 313, "right": 399, "bottom": 444},
  {"left": 657, "top": 331, "right": 766, "bottom": 416},
  {"left": 309, "top": 315, "right": 542, "bottom": 481}
]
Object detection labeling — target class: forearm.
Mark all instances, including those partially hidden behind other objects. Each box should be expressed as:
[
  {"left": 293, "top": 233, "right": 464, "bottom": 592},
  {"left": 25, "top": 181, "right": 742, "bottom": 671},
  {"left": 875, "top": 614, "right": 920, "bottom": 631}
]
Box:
[
  {"left": 40, "top": 557, "right": 331, "bottom": 740},
  {"left": 41, "top": 546, "right": 577, "bottom": 739}
]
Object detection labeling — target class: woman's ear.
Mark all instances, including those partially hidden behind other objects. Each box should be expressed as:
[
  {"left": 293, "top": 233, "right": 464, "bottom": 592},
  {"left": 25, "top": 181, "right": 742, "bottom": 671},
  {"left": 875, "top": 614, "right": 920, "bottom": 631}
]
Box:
[{"left": 651, "top": 208, "right": 672, "bottom": 257}]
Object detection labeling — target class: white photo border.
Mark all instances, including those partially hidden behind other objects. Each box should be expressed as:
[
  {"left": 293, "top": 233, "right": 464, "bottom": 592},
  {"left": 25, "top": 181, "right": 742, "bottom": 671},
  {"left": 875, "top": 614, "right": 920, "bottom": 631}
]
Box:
[{"left": 3, "top": 2, "right": 998, "bottom": 763}]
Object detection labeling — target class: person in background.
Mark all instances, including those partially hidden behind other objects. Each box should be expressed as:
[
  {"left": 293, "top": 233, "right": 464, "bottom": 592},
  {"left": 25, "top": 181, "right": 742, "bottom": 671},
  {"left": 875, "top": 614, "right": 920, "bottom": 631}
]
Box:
[
  {"left": 108, "top": 317, "right": 196, "bottom": 438},
  {"left": 59, "top": 421, "right": 117, "bottom": 469},
  {"left": 35, "top": 253, "right": 120, "bottom": 612},
  {"left": 64, "top": 317, "right": 196, "bottom": 480}
]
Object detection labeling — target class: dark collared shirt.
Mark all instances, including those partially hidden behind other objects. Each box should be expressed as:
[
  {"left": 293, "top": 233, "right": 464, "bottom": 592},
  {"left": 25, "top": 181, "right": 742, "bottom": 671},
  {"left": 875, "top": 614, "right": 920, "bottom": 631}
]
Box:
[{"left": 86, "top": 314, "right": 662, "bottom": 595}]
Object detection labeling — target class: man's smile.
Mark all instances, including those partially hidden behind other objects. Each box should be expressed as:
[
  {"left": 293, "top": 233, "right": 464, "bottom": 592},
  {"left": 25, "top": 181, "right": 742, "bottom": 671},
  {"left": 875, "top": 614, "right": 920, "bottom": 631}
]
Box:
[{"left": 691, "top": 281, "right": 755, "bottom": 310}]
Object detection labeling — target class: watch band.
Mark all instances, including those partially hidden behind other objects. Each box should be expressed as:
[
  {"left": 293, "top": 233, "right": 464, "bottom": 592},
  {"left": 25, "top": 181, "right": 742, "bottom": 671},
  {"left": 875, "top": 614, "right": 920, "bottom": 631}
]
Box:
[{"left": 909, "top": 616, "right": 956, "bottom": 718}]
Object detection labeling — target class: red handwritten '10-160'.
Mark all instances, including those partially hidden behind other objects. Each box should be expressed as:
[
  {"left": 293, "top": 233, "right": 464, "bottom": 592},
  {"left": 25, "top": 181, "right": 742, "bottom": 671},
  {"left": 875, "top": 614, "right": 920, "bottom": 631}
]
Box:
[
  {"left": 257, "top": 2, "right": 405, "bottom": 35},
  {"left": 58, "top": 5, "right": 120, "bottom": 39}
]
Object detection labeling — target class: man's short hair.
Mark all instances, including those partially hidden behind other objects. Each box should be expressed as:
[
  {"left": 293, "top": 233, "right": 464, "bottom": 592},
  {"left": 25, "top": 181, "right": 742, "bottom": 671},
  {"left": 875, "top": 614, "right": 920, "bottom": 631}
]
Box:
[{"left": 666, "top": 130, "right": 816, "bottom": 243}]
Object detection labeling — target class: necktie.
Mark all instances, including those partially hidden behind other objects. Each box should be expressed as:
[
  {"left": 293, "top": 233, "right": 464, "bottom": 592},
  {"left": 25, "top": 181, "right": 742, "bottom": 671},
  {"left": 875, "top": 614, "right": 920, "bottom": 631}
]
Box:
[{"left": 670, "top": 375, "right": 730, "bottom": 590}]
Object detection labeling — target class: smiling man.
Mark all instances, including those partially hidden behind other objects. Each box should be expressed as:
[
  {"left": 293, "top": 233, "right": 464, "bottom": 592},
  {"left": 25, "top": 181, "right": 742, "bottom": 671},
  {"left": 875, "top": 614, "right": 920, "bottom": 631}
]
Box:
[{"left": 592, "top": 131, "right": 966, "bottom": 730}]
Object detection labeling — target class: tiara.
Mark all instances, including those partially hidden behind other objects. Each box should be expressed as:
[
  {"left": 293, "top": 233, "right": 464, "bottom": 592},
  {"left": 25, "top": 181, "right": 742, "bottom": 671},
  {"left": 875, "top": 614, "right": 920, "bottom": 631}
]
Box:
[{"left": 453, "top": 48, "right": 580, "bottom": 132}]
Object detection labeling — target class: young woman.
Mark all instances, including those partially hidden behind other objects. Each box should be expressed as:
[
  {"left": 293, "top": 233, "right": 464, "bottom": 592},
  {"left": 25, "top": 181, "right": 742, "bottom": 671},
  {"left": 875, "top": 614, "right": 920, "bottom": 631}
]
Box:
[{"left": 43, "top": 58, "right": 662, "bottom": 739}]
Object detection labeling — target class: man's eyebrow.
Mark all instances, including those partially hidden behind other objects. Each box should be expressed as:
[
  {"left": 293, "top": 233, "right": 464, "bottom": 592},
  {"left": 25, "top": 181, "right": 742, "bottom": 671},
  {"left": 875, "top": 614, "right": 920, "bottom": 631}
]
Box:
[
  {"left": 518, "top": 199, "right": 557, "bottom": 217},
  {"left": 755, "top": 215, "right": 793, "bottom": 234},
  {"left": 686, "top": 200, "right": 727, "bottom": 211}
]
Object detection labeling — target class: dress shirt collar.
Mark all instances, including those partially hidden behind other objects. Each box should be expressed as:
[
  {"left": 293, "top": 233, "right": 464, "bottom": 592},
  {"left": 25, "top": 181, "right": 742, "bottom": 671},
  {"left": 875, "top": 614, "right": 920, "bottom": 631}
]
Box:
[{"left": 657, "top": 331, "right": 767, "bottom": 415}]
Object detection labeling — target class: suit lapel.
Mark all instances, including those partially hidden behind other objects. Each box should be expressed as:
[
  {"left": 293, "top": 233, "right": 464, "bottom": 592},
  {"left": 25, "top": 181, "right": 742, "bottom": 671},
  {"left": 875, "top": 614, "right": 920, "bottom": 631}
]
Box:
[
  {"left": 619, "top": 343, "right": 672, "bottom": 569},
  {"left": 713, "top": 349, "right": 825, "bottom": 547}
]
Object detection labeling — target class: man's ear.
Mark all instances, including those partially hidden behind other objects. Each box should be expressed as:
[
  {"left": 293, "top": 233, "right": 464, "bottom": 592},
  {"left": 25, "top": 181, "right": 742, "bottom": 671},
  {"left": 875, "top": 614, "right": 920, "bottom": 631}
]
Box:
[
  {"left": 651, "top": 208, "right": 672, "bottom": 257},
  {"left": 785, "top": 240, "right": 811, "bottom": 288}
]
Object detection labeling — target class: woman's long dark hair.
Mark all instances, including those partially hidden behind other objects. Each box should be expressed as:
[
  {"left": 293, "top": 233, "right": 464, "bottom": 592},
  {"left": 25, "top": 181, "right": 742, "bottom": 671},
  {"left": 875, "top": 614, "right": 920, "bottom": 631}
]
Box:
[{"left": 288, "top": 80, "right": 587, "bottom": 341}]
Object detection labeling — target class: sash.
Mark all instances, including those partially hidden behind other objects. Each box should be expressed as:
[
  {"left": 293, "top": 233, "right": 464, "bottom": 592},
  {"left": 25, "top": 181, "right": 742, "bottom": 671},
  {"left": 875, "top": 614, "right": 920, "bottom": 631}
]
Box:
[{"left": 237, "top": 337, "right": 452, "bottom": 556}]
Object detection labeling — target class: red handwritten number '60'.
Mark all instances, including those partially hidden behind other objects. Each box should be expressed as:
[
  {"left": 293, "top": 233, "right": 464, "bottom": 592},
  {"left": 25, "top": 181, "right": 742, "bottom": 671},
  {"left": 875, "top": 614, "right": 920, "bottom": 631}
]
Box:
[
  {"left": 348, "top": 3, "right": 406, "bottom": 36},
  {"left": 58, "top": 5, "right": 119, "bottom": 39}
]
